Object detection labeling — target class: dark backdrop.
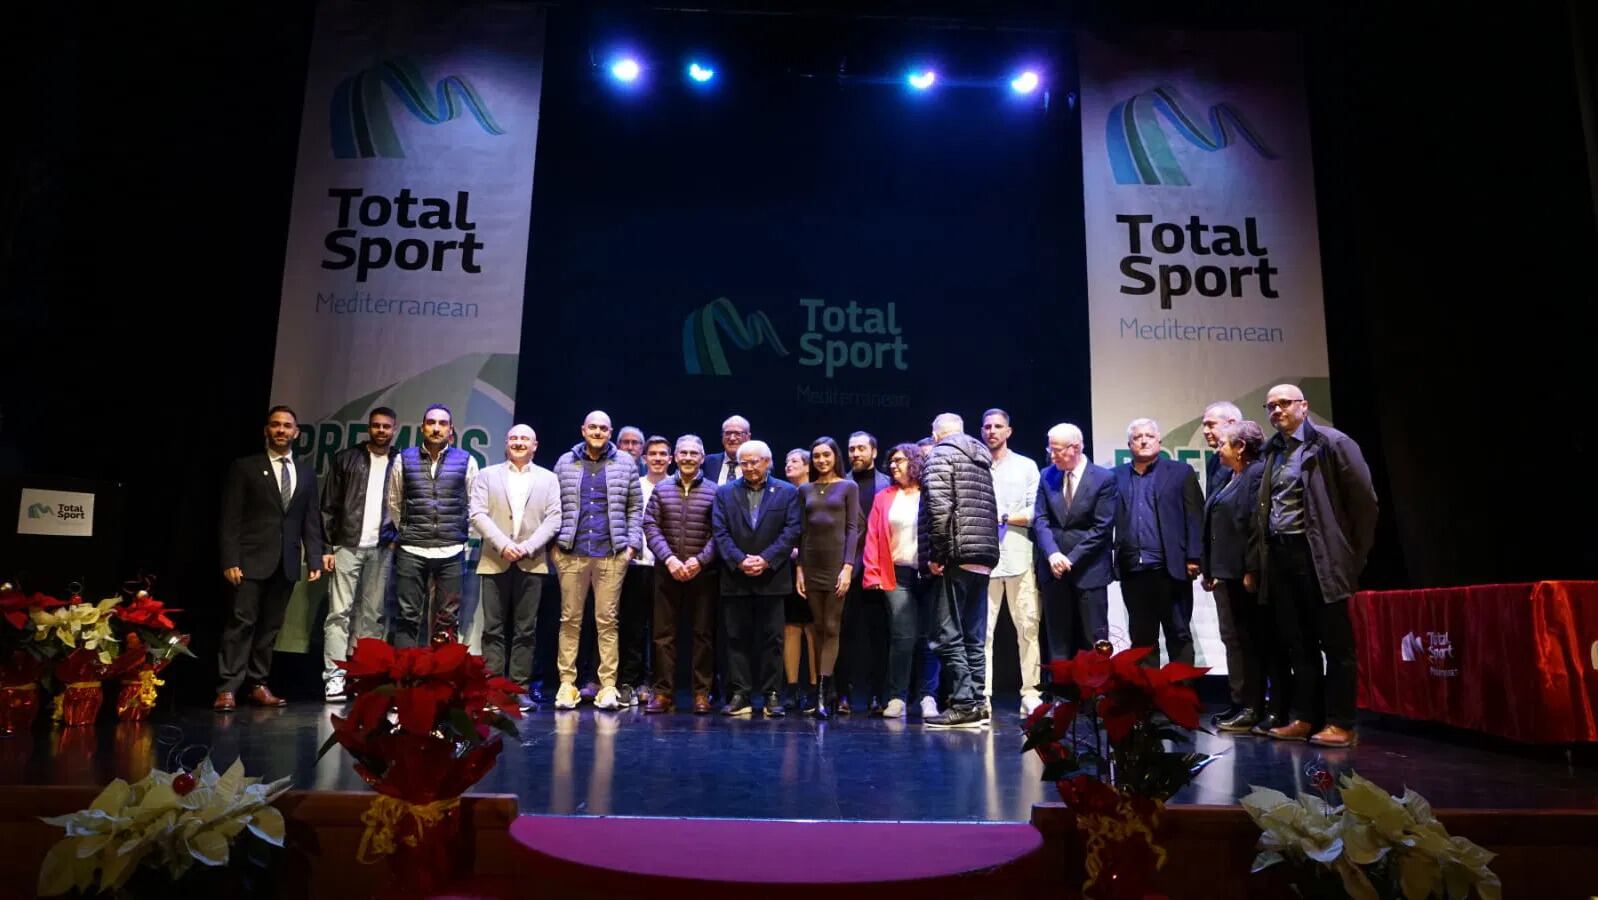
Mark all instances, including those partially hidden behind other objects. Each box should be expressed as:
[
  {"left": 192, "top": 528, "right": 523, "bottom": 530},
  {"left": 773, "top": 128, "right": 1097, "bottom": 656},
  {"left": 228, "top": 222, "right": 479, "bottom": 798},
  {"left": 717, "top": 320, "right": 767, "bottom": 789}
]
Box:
[{"left": 2, "top": 2, "right": 1594, "bottom": 701}]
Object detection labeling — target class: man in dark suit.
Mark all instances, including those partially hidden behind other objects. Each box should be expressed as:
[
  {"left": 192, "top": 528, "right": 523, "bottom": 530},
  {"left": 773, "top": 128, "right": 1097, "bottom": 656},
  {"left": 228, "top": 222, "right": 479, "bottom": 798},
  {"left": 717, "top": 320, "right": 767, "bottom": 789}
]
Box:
[
  {"left": 710, "top": 439, "right": 802, "bottom": 717},
  {"left": 1034, "top": 423, "right": 1117, "bottom": 665},
  {"left": 1113, "top": 418, "right": 1203, "bottom": 666},
  {"left": 216, "top": 405, "right": 325, "bottom": 711},
  {"left": 701, "top": 414, "right": 751, "bottom": 488}
]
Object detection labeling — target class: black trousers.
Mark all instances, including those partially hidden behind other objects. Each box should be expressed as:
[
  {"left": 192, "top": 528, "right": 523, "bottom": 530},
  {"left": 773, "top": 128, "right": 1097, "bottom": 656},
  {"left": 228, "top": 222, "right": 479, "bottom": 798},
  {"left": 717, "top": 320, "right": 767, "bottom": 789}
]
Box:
[
  {"left": 836, "top": 574, "right": 888, "bottom": 702},
  {"left": 1040, "top": 575, "right": 1108, "bottom": 666},
  {"left": 1217, "top": 578, "right": 1291, "bottom": 717},
  {"left": 480, "top": 567, "right": 544, "bottom": 688},
  {"left": 1120, "top": 568, "right": 1195, "bottom": 666},
  {"left": 618, "top": 564, "right": 655, "bottom": 688},
  {"left": 652, "top": 573, "right": 717, "bottom": 694},
  {"left": 217, "top": 565, "right": 293, "bottom": 694},
  {"left": 721, "top": 592, "right": 785, "bottom": 697},
  {"left": 1269, "top": 534, "right": 1356, "bottom": 728}
]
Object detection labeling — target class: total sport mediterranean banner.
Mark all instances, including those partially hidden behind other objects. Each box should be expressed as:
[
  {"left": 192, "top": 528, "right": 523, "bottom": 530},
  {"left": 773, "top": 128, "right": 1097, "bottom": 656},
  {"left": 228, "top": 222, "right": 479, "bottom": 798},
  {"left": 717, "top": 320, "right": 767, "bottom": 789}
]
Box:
[
  {"left": 1079, "top": 31, "right": 1333, "bottom": 672},
  {"left": 271, "top": 0, "right": 545, "bottom": 476},
  {"left": 268, "top": 0, "right": 545, "bottom": 651}
]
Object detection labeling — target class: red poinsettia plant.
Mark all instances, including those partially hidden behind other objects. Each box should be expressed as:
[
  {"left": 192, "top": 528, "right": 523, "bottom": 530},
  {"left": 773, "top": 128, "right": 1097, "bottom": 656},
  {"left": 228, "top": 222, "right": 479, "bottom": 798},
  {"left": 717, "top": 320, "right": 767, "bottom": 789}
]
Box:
[
  {"left": 317, "top": 639, "right": 523, "bottom": 890},
  {"left": 317, "top": 638, "right": 523, "bottom": 801},
  {"left": 1022, "top": 644, "right": 1214, "bottom": 900},
  {"left": 110, "top": 585, "right": 194, "bottom": 668}
]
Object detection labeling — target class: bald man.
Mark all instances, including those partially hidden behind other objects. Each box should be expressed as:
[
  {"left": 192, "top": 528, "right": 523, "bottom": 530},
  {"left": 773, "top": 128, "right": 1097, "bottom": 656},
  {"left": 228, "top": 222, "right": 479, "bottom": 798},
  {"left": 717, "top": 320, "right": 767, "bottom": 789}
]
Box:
[
  {"left": 470, "top": 424, "right": 561, "bottom": 696},
  {"left": 550, "top": 411, "right": 644, "bottom": 711},
  {"left": 1254, "top": 383, "right": 1377, "bottom": 748}
]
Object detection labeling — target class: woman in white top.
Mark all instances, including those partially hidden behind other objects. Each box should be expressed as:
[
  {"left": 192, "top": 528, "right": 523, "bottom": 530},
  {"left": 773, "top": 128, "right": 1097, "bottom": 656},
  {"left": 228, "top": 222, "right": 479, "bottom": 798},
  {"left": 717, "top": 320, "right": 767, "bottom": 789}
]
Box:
[{"left": 860, "top": 443, "right": 930, "bottom": 719}]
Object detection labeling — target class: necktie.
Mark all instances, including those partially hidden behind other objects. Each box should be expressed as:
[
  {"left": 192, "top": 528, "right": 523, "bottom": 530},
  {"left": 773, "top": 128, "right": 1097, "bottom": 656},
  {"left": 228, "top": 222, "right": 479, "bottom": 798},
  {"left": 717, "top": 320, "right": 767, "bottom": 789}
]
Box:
[
  {"left": 1064, "top": 470, "right": 1075, "bottom": 510},
  {"left": 278, "top": 458, "right": 292, "bottom": 510}
]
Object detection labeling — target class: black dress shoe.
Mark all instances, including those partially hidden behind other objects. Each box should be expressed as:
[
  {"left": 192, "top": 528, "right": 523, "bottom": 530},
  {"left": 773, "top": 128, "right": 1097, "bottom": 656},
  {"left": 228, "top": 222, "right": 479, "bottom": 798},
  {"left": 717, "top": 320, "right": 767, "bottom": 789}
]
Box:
[
  {"left": 1251, "top": 713, "right": 1288, "bottom": 736},
  {"left": 1212, "top": 703, "right": 1244, "bottom": 725},
  {"left": 837, "top": 694, "right": 852, "bottom": 716},
  {"left": 1219, "top": 707, "right": 1262, "bottom": 733},
  {"left": 868, "top": 696, "right": 884, "bottom": 716},
  {"left": 721, "top": 692, "right": 752, "bottom": 716},
  {"left": 764, "top": 691, "right": 786, "bottom": 718}
]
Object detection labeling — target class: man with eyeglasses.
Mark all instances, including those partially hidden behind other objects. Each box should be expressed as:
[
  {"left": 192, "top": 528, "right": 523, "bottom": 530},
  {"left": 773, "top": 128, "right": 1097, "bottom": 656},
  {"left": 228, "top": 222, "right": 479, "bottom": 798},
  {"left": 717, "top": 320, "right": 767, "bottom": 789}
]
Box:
[
  {"left": 1254, "top": 384, "right": 1377, "bottom": 749},
  {"left": 703, "top": 415, "right": 752, "bottom": 487}
]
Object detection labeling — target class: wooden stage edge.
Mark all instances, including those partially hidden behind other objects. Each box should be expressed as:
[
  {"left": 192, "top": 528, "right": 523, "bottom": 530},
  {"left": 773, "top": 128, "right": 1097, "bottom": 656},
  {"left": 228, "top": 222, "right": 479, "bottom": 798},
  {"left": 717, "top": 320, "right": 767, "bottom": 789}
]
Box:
[{"left": 0, "top": 787, "right": 1593, "bottom": 899}]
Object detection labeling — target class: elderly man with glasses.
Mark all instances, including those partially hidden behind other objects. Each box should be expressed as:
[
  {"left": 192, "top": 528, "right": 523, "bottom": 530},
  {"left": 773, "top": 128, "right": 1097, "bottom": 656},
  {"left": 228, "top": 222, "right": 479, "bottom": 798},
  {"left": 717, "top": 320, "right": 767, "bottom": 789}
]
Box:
[{"left": 1253, "top": 384, "right": 1378, "bottom": 749}]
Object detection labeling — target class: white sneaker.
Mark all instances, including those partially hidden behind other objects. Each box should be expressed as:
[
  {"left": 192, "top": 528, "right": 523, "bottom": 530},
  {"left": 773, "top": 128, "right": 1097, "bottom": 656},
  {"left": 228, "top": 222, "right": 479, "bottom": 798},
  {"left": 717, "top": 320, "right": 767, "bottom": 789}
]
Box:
[
  {"left": 919, "top": 695, "right": 939, "bottom": 719},
  {"left": 882, "top": 698, "right": 906, "bottom": 718},
  {"left": 1021, "top": 695, "right": 1043, "bottom": 717},
  {"left": 594, "top": 685, "right": 620, "bottom": 711},
  {"left": 324, "top": 674, "right": 347, "bottom": 702},
  {"left": 554, "top": 683, "right": 581, "bottom": 709}
]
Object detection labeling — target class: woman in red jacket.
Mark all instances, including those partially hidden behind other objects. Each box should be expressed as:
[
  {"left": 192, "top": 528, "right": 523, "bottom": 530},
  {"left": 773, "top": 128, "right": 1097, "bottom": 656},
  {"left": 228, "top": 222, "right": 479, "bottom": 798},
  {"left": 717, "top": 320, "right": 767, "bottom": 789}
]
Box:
[{"left": 861, "top": 443, "right": 928, "bottom": 719}]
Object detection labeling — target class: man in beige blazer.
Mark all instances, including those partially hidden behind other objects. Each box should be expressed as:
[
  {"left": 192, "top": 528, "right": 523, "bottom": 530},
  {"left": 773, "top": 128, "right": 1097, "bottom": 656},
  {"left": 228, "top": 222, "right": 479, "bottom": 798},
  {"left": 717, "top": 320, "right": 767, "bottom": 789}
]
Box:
[{"left": 470, "top": 424, "right": 561, "bottom": 696}]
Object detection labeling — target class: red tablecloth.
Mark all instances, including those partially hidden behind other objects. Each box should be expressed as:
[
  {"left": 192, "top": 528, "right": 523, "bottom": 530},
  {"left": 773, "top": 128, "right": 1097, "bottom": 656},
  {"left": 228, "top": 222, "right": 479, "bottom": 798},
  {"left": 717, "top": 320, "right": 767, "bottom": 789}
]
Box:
[{"left": 1351, "top": 582, "right": 1598, "bottom": 743}]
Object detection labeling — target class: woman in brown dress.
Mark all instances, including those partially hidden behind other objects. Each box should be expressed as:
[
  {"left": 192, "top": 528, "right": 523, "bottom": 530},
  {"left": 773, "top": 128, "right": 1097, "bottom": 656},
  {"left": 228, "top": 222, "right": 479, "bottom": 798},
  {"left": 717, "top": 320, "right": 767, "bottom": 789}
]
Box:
[
  {"left": 782, "top": 448, "right": 819, "bottom": 712},
  {"left": 796, "top": 436, "right": 861, "bottom": 719}
]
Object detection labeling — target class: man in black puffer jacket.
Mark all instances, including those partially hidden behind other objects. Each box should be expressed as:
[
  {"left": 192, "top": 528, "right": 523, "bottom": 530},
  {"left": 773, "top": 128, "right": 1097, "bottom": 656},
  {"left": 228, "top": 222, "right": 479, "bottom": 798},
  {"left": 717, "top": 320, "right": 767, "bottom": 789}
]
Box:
[{"left": 919, "top": 412, "right": 1000, "bottom": 729}]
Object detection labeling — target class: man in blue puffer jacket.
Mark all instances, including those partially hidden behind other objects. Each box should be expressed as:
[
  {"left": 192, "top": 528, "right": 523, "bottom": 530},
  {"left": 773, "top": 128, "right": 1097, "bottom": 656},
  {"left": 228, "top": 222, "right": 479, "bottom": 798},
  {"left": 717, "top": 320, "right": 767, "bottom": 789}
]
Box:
[{"left": 550, "top": 410, "right": 643, "bottom": 711}]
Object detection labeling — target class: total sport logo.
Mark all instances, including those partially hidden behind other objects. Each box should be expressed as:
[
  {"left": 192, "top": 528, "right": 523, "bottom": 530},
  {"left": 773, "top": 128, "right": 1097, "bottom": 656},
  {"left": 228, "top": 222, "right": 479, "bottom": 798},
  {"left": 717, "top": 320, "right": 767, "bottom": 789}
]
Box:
[
  {"left": 1400, "top": 631, "right": 1459, "bottom": 678},
  {"left": 1105, "top": 84, "right": 1278, "bottom": 186},
  {"left": 683, "top": 297, "right": 910, "bottom": 379}
]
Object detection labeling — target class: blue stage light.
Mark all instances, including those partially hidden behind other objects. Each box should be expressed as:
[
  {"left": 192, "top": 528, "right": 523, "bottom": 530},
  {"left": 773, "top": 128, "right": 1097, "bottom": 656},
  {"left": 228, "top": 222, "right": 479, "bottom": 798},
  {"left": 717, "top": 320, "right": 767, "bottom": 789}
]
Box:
[
  {"left": 907, "top": 70, "right": 937, "bottom": 91},
  {"left": 610, "top": 58, "right": 641, "bottom": 83},
  {"left": 688, "top": 62, "right": 715, "bottom": 83},
  {"left": 1010, "top": 71, "right": 1040, "bottom": 94}
]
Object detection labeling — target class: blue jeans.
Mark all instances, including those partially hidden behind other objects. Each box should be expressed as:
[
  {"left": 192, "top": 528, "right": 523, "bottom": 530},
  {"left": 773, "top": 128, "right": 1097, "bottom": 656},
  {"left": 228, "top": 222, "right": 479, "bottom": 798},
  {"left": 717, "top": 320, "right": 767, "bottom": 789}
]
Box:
[
  {"left": 932, "top": 566, "right": 990, "bottom": 710},
  {"left": 881, "top": 565, "right": 927, "bottom": 702},
  {"left": 917, "top": 574, "right": 942, "bottom": 700}
]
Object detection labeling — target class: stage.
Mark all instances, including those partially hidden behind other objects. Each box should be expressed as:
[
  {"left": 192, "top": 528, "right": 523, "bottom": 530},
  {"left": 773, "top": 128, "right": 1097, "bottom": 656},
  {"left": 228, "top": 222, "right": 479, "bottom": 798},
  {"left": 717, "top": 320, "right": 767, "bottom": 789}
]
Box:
[{"left": 6, "top": 694, "right": 1595, "bottom": 819}]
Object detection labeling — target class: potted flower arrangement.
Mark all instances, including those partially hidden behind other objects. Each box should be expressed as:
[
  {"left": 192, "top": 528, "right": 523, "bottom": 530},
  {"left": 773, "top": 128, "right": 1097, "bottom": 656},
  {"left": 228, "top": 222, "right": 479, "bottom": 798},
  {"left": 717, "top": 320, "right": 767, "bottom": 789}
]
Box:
[
  {"left": 109, "top": 584, "right": 192, "bottom": 721},
  {"left": 1242, "top": 767, "right": 1500, "bottom": 899},
  {"left": 37, "top": 756, "right": 291, "bottom": 896},
  {"left": 1021, "top": 643, "right": 1213, "bottom": 899},
  {"left": 317, "top": 638, "right": 523, "bottom": 891}
]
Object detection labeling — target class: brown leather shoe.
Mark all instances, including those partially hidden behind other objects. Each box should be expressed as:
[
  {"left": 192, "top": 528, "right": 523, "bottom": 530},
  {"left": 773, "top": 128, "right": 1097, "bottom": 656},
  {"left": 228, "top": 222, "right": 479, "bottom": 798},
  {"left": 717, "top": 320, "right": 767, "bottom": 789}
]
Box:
[
  {"left": 1310, "top": 725, "right": 1358, "bottom": 748},
  {"left": 213, "top": 691, "right": 237, "bottom": 712},
  {"left": 1268, "top": 719, "right": 1315, "bottom": 741},
  {"left": 692, "top": 692, "right": 712, "bottom": 715},
  {"left": 248, "top": 685, "right": 287, "bottom": 707},
  {"left": 645, "top": 694, "right": 674, "bottom": 714}
]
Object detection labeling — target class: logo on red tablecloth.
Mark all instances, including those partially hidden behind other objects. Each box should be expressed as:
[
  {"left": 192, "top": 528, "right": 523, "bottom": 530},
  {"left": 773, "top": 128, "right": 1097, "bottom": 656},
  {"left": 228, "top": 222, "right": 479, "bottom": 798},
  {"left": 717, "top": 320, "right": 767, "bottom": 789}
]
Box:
[{"left": 1401, "top": 631, "right": 1459, "bottom": 678}]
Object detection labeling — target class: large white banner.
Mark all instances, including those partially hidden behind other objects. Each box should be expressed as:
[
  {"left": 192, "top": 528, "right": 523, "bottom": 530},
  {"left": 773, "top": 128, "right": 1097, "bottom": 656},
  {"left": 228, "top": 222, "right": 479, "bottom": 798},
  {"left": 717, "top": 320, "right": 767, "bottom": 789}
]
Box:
[
  {"left": 1080, "top": 32, "right": 1332, "bottom": 671},
  {"left": 269, "top": 1, "right": 545, "bottom": 652},
  {"left": 272, "top": 1, "right": 544, "bottom": 473}
]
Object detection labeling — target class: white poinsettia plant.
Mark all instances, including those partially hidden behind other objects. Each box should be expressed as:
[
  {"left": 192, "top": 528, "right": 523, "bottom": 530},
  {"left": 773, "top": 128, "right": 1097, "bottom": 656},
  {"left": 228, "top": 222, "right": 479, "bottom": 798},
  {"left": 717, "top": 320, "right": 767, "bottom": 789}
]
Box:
[
  {"left": 1242, "top": 772, "right": 1500, "bottom": 900},
  {"left": 37, "top": 758, "right": 291, "bottom": 896}
]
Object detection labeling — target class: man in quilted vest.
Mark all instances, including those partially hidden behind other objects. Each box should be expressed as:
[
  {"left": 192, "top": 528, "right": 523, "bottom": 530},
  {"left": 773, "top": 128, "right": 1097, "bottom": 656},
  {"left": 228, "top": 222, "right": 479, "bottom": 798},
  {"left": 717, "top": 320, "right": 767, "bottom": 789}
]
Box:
[
  {"left": 642, "top": 434, "right": 720, "bottom": 714},
  {"left": 551, "top": 410, "right": 644, "bottom": 711},
  {"left": 386, "top": 404, "right": 478, "bottom": 649}
]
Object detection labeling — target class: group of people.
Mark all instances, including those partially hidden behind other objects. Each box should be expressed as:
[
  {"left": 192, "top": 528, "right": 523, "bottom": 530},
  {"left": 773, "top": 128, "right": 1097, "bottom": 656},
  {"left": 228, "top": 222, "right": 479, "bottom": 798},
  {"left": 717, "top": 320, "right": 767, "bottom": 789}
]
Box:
[{"left": 215, "top": 385, "right": 1376, "bottom": 743}]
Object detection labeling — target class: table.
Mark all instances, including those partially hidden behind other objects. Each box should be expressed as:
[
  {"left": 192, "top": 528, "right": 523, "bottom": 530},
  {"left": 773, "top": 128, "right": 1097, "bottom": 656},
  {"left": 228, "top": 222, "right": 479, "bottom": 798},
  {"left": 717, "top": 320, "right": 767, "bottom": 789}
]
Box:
[{"left": 1351, "top": 581, "right": 1598, "bottom": 743}]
